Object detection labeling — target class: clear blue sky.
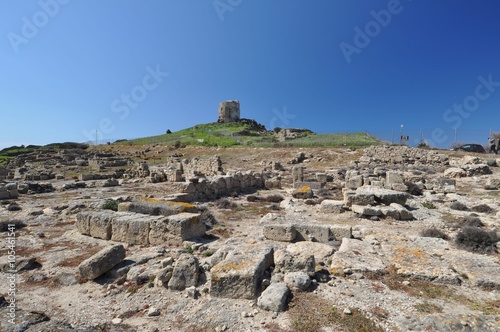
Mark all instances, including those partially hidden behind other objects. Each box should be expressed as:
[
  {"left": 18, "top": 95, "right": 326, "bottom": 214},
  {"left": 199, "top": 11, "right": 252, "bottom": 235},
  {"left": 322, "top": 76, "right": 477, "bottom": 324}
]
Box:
[{"left": 1, "top": 0, "right": 500, "bottom": 149}]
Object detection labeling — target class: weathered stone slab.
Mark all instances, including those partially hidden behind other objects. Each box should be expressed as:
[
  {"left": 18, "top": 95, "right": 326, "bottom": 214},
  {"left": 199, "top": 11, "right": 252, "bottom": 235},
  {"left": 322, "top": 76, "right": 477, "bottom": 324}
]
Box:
[
  {"left": 381, "top": 237, "right": 461, "bottom": 284},
  {"left": 126, "top": 218, "right": 151, "bottom": 246},
  {"left": 379, "top": 206, "right": 400, "bottom": 219},
  {"left": 285, "top": 242, "right": 336, "bottom": 265},
  {"left": 331, "top": 238, "right": 386, "bottom": 273},
  {"left": 168, "top": 253, "right": 199, "bottom": 291},
  {"left": 118, "top": 200, "right": 197, "bottom": 216},
  {"left": 110, "top": 215, "right": 130, "bottom": 243},
  {"left": 284, "top": 271, "right": 311, "bottom": 291},
  {"left": 383, "top": 236, "right": 500, "bottom": 289},
  {"left": 79, "top": 244, "right": 126, "bottom": 280},
  {"left": 274, "top": 248, "right": 315, "bottom": 274},
  {"left": 389, "top": 203, "right": 414, "bottom": 220},
  {"left": 257, "top": 283, "right": 290, "bottom": 312},
  {"left": 320, "top": 200, "right": 345, "bottom": 213},
  {"left": 210, "top": 242, "right": 274, "bottom": 299},
  {"left": 293, "top": 181, "right": 324, "bottom": 190},
  {"left": 351, "top": 204, "right": 382, "bottom": 216},
  {"left": 346, "top": 175, "right": 363, "bottom": 189},
  {"left": 263, "top": 224, "right": 296, "bottom": 242},
  {"left": 386, "top": 171, "right": 404, "bottom": 186},
  {"left": 77, "top": 211, "right": 205, "bottom": 246},
  {"left": 76, "top": 211, "right": 114, "bottom": 239},
  {"left": 260, "top": 213, "right": 351, "bottom": 244},
  {"left": 343, "top": 190, "right": 375, "bottom": 207},
  {"left": 79, "top": 174, "right": 94, "bottom": 181},
  {"left": 165, "top": 213, "right": 206, "bottom": 241},
  {"left": 355, "top": 186, "right": 408, "bottom": 205},
  {"left": 293, "top": 224, "right": 350, "bottom": 243},
  {"left": 444, "top": 167, "right": 466, "bottom": 178}
]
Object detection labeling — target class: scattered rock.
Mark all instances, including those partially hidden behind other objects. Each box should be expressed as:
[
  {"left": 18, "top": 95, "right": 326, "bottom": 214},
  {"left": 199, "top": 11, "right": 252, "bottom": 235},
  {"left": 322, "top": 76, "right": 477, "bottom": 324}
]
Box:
[
  {"left": 257, "top": 282, "right": 290, "bottom": 312},
  {"left": 78, "top": 244, "right": 126, "bottom": 280}
]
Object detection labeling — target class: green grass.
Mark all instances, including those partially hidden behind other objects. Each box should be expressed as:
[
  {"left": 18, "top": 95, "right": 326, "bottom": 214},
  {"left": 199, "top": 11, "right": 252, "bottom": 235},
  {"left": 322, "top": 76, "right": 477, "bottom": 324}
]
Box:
[
  {"left": 264, "top": 132, "right": 383, "bottom": 148},
  {"left": 116, "top": 121, "right": 383, "bottom": 148},
  {"left": 118, "top": 120, "right": 277, "bottom": 147},
  {"left": 0, "top": 155, "right": 13, "bottom": 166}
]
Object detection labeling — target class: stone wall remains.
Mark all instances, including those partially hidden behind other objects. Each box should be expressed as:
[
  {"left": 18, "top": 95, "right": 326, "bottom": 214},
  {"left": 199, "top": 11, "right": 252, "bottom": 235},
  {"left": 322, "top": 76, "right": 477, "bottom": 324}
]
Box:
[{"left": 361, "top": 146, "right": 448, "bottom": 166}]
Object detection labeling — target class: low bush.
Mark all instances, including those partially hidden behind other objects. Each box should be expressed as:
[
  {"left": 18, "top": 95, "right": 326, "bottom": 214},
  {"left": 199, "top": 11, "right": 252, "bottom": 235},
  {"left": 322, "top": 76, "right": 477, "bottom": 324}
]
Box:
[
  {"left": 420, "top": 227, "right": 449, "bottom": 240},
  {"left": 422, "top": 201, "right": 436, "bottom": 209},
  {"left": 455, "top": 227, "right": 499, "bottom": 254},
  {"left": 264, "top": 194, "right": 284, "bottom": 203},
  {"left": 216, "top": 198, "right": 237, "bottom": 209},
  {"left": 269, "top": 203, "right": 281, "bottom": 211},
  {"left": 450, "top": 201, "right": 468, "bottom": 211},
  {"left": 246, "top": 195, "right": 259, "bottom": 202},
  {"left": 462, "top": 215, "right": 484, "bottom": 228},
  {"left": 101, "top": 199, "right": 118, "bottom": 211},
  {"left": 470, "top": 204, "right": 494, "bottom": 214}
]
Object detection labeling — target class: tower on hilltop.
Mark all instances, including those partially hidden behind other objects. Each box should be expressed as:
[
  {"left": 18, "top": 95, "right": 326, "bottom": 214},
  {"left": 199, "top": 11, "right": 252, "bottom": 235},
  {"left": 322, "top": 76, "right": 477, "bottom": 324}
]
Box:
[{"left": 217, "top": 100, "right": 240, "bottom": 123}]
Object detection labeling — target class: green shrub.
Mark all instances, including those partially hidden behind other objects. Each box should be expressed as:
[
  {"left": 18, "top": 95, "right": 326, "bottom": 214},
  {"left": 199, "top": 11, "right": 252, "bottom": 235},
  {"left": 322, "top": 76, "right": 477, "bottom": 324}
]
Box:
[
  {"left": 422, "top": 201, "right": 436, "bottom": 209},
  {"left": 203, "top": 250, "right": 214, "bottom": 257},
  {"left": 455, "top": 227, "right": 499, "bottom": 254},
  {"left": 101, "top": 199, "right": 118, "bottom": 211}
]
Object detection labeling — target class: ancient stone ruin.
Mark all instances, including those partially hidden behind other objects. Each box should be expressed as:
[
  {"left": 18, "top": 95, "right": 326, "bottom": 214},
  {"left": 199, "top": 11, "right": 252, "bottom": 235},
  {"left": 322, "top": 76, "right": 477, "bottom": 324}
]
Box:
[
  {"left": 3, "top": 142, "right": 500, "bottom": 331},
  {"left": 217, "top": 100, "right": 240, "bottom": 123}
]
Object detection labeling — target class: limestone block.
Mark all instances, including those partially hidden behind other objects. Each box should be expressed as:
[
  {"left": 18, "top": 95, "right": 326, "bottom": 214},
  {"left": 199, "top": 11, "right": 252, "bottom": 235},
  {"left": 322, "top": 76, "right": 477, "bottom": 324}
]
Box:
[
  {"left": 351, "top": 204, "right": 382, "bottom": 216},
  {"left": 257, "top": 283, "right": 290, "bottom": 312},
  {"left": 320, "top": 200, "right": 344, "bottom": 213},
  {"left": 210, "top": 243, "right": 274, "bottom": 299},
  {"left": 389, "top": 203, "right": 414, "bottom": 220},
  {"left": 126, "top": 217, "right": 151, "bottom": 245},
  {"left": 346, "top": 175, "right": 363, "bottom": 189},
  {"left": 169, "top": 213, "right": 205, "bottom": 241},
  {"left": 274, "top": 249, "right": 315, "bottom": 274},
  {"left": 79, "top": 245, "right": 126, "bottom": 280},
  {"left": 168, "top": 253, "right": 199, "bottom": 291},
  {"left": 263, "top": 224, "right": 296, "bottom": 242},
  {"left": 444, "top": 167, "right": 466, "bottom": 178}
]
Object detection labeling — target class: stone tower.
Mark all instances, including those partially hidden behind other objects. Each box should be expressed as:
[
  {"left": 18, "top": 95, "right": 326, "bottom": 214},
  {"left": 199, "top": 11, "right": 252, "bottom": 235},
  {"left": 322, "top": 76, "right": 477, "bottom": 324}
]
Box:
[{"left": 218, "top": 100, "right": 240, "bottom": 123}]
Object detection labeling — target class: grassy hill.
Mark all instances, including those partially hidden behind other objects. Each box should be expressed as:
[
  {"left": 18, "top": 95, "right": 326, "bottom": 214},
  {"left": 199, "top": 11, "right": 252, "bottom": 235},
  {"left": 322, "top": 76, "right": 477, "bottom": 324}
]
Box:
[
  {"left": 116, "top": 120, "right": 384, "bottom": 148},
  {"left": 0, "top": 122, "right": 385, "bottom": 166}
]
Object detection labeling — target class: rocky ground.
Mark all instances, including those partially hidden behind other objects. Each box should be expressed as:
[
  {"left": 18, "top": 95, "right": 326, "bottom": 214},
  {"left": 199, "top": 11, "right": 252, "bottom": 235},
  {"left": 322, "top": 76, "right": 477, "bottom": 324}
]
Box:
[{"left": 0, "top": 145, "right": 499, "bottom": 332}]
